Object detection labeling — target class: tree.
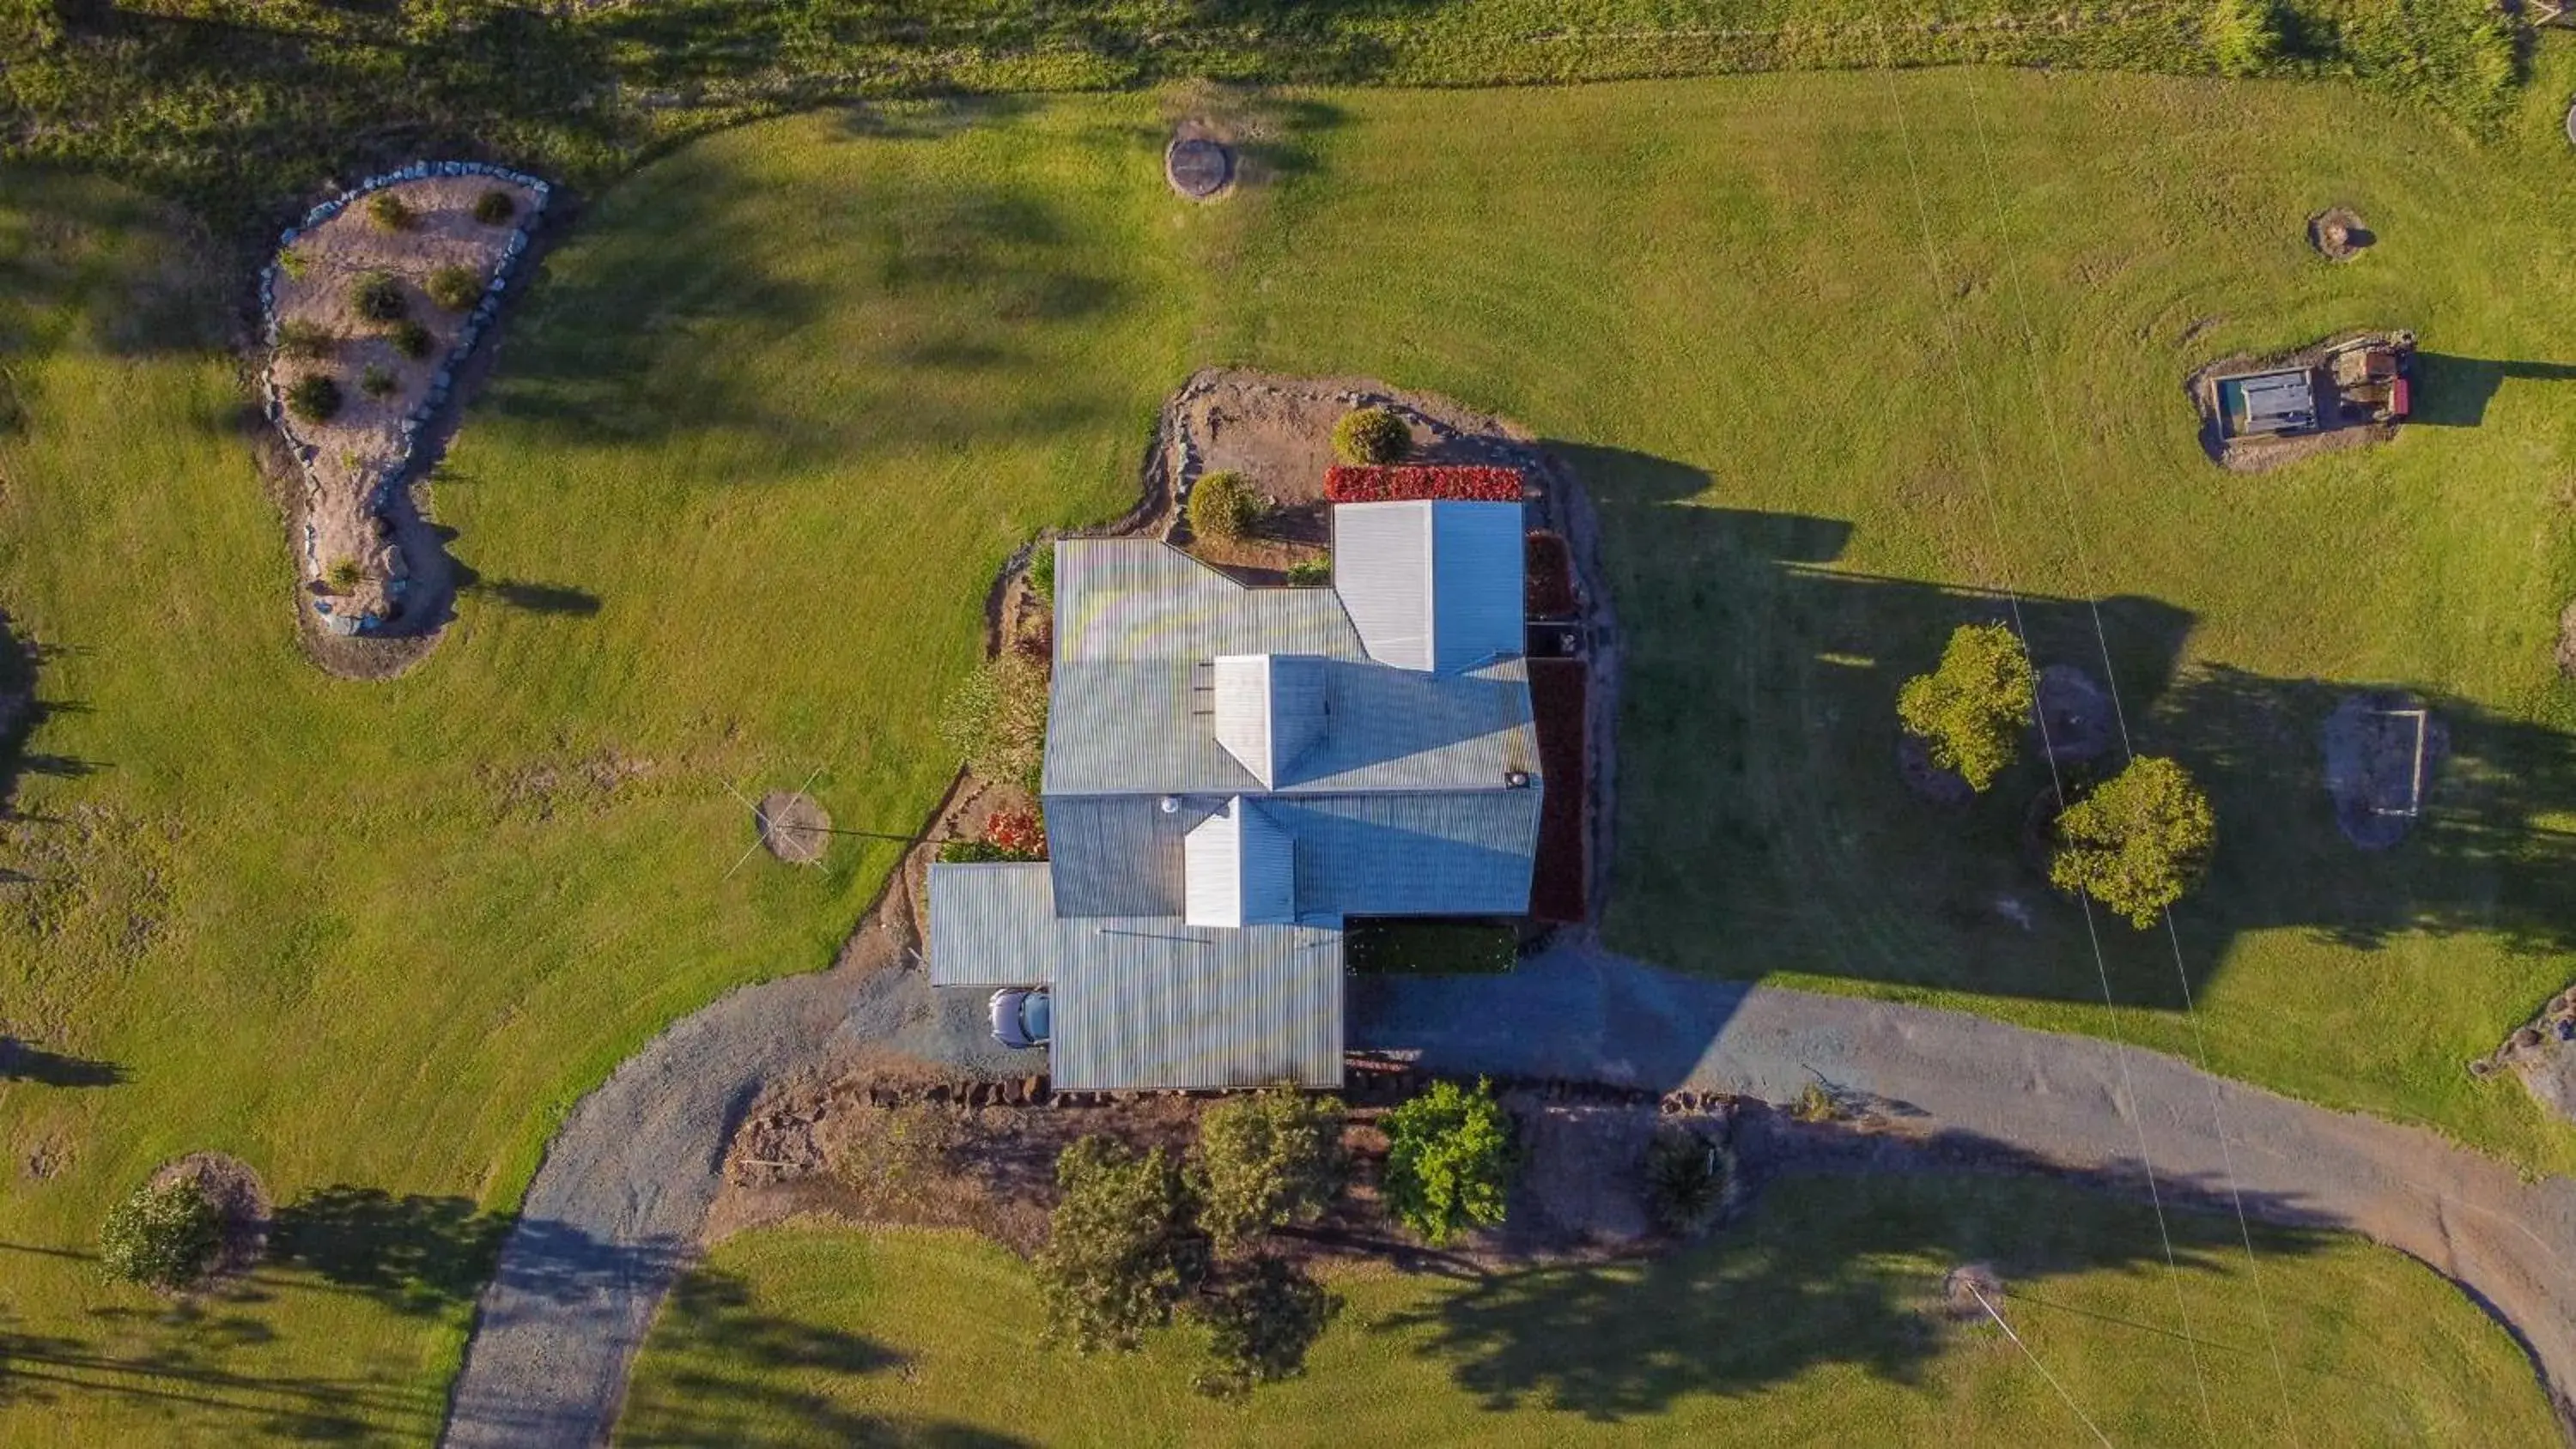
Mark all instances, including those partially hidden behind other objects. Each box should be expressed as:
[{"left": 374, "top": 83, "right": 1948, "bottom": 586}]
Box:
[
  {"left": 1897, "top": 621, "right": 2035, "bottom": 792},
  {"left": 1187, "top": 470, "right": 1260, "bottom": 543},
  {"left": 1034, "top": 1137, "right": 1205, "bottom": 1352},
  {"left": 1194, "top": 1088, "right": 1345, "bottom": 1256},
  {"left": 1331, "top": 406, "right": 1410, "bottom": 465},
  {"left": 100, "top": 1177, "right": 221, "bottom": 1291},
  {"left": 2049, "top": 755, "right": 2215, "bottom": 928},
  {"left": 1381, "top": 1077, "right": 1513, "bottom": 1246},
  {"left": 1190, "top": 1256, "right": 1338, "bottom": 1398}
]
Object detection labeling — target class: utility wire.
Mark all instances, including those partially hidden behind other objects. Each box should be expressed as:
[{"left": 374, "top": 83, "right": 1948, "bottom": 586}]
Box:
[
  {"left": 1872, "top": 40, "right": 2218, "bottom": 1441},
  {"left": 1967, "top": 1281, "right": 2120, "bottom": 1448},
  {"left": 1956, "top": 70, "right": 2293, "bottom": 1405}
]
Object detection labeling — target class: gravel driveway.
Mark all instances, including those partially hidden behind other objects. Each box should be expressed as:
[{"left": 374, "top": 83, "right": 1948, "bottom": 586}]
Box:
[
  {"left": 1354, "top": 941, "right": 2576, "bottom": 1432},
  {"left": 444, "top": 936, "right": 2575, "bottom": 1446}
]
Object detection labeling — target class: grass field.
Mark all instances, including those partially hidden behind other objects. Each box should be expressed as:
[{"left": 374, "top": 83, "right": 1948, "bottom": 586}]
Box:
[
  {"left": 613, "top": 1178, "right": 2561, "bottom": 1446},
  {"left": 3, "top": 53, "right": 2576, "bottom": 1444}
]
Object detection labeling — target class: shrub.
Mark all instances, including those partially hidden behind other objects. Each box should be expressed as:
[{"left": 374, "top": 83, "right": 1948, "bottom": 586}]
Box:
[
  {"left": 1789, "top": 1081, "right": 1844, "bottom": 1124},
  {"left": 359, "top": 364, "right": 396, "bottom": 400},
  {"left": 937, "top": 648, "right": 1048, "bottom": 792},
  {"left": 275, "top": 247, "right": 311, "bottom": 282},
  {"left": 1190, "top": 1257, "right": 1337, "bottom": 1398},
  {"left": 390, "top": 319, "right": 434, "bottom": 360},
  {"left": 832, "top": 1100, "right": 961, "bottom": 1218},
  {"left": 100, "top": 1177, "right": 221, "bottom": 1291},
  {"left": 1331, "top": 406, "right": 1410, "bottom": 464},
  {"left": 2049, "top": 755, "right": 2216, "bottom": 928},
  {"left": 426, "top": 264, "right": 483, "bottom": 313},
  {"left": 1382, "top": 1077, "right": 1513, "bottom": 1246},
  {"left": 326, "top": 558, "right": 365, "bottom": 593},
  {"left": 986, "top": 809, "right": 1046, "bottom": 859},
  {"left": 472, "top": 188, "right": 516, "bottom": 225},
  {"left": 275, "top": 318, "right": 334, "bottom": 360},
  {"left": 350, "top": 271, "right": 405, "bottom": 323},
  {"left": 2208, "top": 0, "right": 2283, "bottom": 76},
  {"left": 1035, "top": 1137, "right": 1205, "bottom": 1352},
  {"left": 1898, "top": 621, "right": 2036, "bottom": 792},
  {"left": 1027, "top": 539, "right": 1055, "bottom": 603},
  {"left": 1193, "top": 1088, "right": 1345, "bottom": 1256},
  {"left": 285, "top": 373, "right": 343, "bottom": 423},
  {"left": 1641, "top": 1126, "right": 1733, "bottom": 1236},
  {"left": 1323, "top": 464, "right": 1522, "bottom": 504},
  {"left": 365, "top": 189, "right": 415, "bottom": 231},
  {"left": 1188, "top": 470, "right": 1261, "bottom": 543},
  {"left": 1285, "top": 557, "right": 1330, "bottom": 586}
]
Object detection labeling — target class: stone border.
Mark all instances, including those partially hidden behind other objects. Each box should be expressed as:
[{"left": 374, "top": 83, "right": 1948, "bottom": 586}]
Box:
[{"left": 258, "top": 161, "right": 553, "bottom": 636}]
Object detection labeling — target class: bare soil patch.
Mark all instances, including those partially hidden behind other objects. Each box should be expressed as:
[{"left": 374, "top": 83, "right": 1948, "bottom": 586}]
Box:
[
  {"left": 2322, "top": 691, "right": 2446, "bottom": 849},
  {"left": 266, "top": 174, "right": 539, "bottom": 641},
  {"left": 2185, "top": 329, "right": 2408, "bottom": 473},
  {"left": 757, "top": 791, "right": 830, "bottom": 864},
  {"left": 2307, "top": 205, "right": 2373, "bottom": 261},
  {"left": 2472, "top": 985, "right": 2576, "bottom": 1130}
]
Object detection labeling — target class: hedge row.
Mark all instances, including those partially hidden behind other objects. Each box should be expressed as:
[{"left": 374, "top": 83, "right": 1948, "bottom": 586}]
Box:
[{"left": 1324, "top": 465, "right": 1525, "bottom": 505}]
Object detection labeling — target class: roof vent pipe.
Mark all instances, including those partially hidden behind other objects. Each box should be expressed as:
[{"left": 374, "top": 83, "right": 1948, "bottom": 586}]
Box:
[{"left": 1160, "top": 796, "right": 1181, "bottom": 814}]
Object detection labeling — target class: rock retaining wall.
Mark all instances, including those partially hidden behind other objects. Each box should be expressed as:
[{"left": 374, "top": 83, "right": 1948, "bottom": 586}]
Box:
[{"left": 258, "top": 161, "right": 552, "bottom": 632}]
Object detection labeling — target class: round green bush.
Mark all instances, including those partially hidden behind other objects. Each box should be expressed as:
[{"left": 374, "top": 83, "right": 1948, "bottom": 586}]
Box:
[
  {"left": 99, "top": 1177, "right": 221, "bottom": 1291},
  {"left": 390, "top": 319, "right": 434, "bottom": 360},
  {"left": 365, "top": 190, "right": 415, "bottom": 232},
  {"left": 350, "top": 271, "right": 405, "bottom": 324},
  {"left": 1331, "top": 407, "right": 1410, "bottom": 465},
  {"left": 1188, "top": 470, "right": 1261, "bottom": 543},
  {"left": 426, "top": 264, "right": 483, "bottom": 313},
  {"left": 359, "top": 364, "right": 396, "bottom": 401},
  {"left": 286, "top": 373, "right": 343, "bottom": 423},
  {"left": 472, "top": 189, "right": 517, "bottom": 226}
]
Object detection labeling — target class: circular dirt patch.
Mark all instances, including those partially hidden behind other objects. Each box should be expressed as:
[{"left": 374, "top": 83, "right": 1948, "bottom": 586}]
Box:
[
  {"left": 1897, "top": 731, "right": 1973, "bottom": 807},
  {"left": 758, "top": 791, "right": 830, "bottom": 864},
  {"left": 2322, "top": 692, "right": 2448, "bottom": 850},
  {"left": 2307, "top": 206, "right": 2372, "bottom": 262},
  {"left": 2032, "top": 664, "right": 2117, "bottom": 764},
  {"left": 152, "top": 1151, "right": 271, "bottom": 1283},
  {"left": 1942, "top": 1263, "right": 2006, "bottom": 1321},
  {"left": 1164, "top": 136, "right": 1234, "bottom": 200}
]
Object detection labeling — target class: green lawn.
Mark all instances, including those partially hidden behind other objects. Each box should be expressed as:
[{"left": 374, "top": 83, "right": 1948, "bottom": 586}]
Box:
[
  {"left": 614, "top": 1178, "right": 2560, "bottom": 1446},
  {"left": 5, "top": 54, "right": 2576, "bottom": 1444}
]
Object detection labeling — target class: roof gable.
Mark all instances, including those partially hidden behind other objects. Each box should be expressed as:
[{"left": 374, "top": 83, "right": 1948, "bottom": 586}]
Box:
[
  {"left": 1212, "top": 654, "right": 1327, "bottom": 788},
  {"left": 1332, "top": 500, "right": 1525, "bottom": 674}
]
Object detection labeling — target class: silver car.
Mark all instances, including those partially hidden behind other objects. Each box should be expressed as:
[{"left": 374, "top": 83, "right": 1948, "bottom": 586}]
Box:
[{"left": 989, "top": 987, "right": 1051, "bottom": 1050}]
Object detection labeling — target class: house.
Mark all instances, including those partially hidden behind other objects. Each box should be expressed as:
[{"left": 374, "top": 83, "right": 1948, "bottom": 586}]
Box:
[{"left": 927, "top": 470, "right": 1543, "bottom": 1092}]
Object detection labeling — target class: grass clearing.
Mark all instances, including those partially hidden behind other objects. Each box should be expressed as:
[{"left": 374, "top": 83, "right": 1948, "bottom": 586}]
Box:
[
  {"left": 3, "top": 54, "right": 2575, "bottom": 1441},
  {"left": 614, "top": 1177, "right": 2560, "bottom": 1446}
]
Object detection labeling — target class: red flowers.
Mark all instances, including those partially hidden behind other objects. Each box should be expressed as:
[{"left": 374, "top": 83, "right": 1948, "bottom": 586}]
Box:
[
  {"left": 986, "top": 809, "right": 1046, "bottom": 859},
  {"left": 1324, "top": 465, "right": 1523, "bottom": 504}
]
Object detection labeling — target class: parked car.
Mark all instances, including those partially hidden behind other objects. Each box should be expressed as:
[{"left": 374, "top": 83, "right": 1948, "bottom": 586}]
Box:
[{"left": 989, "top": 987, "right": 1050, "bottom": 1050}]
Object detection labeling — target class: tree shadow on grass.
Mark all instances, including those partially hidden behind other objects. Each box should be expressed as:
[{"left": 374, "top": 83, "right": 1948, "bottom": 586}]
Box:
[
  {"left": 2405, "top": 354, "right": 2576, "bottom": 428},
  {"left": 619, "top": 1264, "right": 1033, "bottom": 1449},
  {"left": 266, "top": 1186, "right": 515, "bottom": 1318},
  {"left": 1382, "top": 1136, "right": 2333, "bottom": 1422},
  {"left": 0, "top": 1036, "right": 125, "bottom": 1087}
]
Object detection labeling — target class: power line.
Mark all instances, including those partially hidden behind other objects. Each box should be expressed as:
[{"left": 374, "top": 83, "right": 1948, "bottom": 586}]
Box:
[
  {"left": 1956, "top": 70, "right": 2293, "bottom": 1405},
  {"left": 1871, "top": 41, "right": 2217, "bottom": 1440},
  {"left": 1965, "top": 1280, "right": 2119, "bottom": 1448}
]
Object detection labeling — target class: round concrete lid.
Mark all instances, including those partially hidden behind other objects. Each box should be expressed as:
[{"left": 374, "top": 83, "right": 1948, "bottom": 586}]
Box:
[{"left": 1165, "top": 137, "right": 1234, "bottom": 199}]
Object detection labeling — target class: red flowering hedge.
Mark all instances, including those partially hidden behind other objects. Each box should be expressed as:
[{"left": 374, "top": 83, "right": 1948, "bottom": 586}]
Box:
[{"left": 1324, "top": 465, "right": 1523, "bottom": 504}]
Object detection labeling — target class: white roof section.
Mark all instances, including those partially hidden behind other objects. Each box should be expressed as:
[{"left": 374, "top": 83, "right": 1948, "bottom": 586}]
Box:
[
  {"left": 1212, "top": 654, "right": 1327, "bottom": 788},
  {"left": 1333, "top": 500, "right": 1526, "bottom": 674},
  {"left": 1184, "top": 796, "right": 1296, "bottom": 928}
]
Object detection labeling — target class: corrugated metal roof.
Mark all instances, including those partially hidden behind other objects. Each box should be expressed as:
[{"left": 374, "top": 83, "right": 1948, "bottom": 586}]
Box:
[
  {"left": 925, "top": 859, "right": 1345, "bottom": 1090},
  {"left": 1212, "top": 654, "right": 1327, "bottom": 788},
  {"left": 1332, "top": 501, "right": 1526, "bottom": 674},
  {"left": 1184, "top": 796, "right": 1295, "bottom": 927}
]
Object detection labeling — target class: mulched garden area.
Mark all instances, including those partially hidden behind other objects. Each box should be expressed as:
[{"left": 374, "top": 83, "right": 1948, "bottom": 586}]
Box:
[
  {"left": 1528, "top": 658, "right": 1590, "bottom": 923},
  {"left": 1525, "top": 530, "right": 1577, "bottom": 618},
  {"left": 1346, "top": 918, "right": 1520, "bottom": 974}
]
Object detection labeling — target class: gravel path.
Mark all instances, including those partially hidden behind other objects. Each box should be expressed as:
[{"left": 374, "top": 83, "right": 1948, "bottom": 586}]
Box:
[
  {"left": 1353, "top": 942, "right": 2576, "bottom": 1430},
  {"left": 438, "top": 925, "right": 1040, "bottom": 1449}
]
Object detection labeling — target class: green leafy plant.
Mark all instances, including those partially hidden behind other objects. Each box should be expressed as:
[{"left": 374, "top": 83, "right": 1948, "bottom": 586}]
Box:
[
  {"left": 1034, "top": 1137, "right": 1206, "bottom": 1353},
  {"left": 275, "top": 318, "right": 334, "bottom": 360},
  {"left": 326, "top": 558, "right": 365, "bottom": 593},
  {"left": 1192, "top": 1088, "right": 1346, "bottom": 1256},
  {"left": 350, "top": 271, "right": 405, "bottom": 323},
  {"left": 472, "top": 188, "right": 517, "bottom": 225},
  {"left": 1190, "top": 1256, "right": 1337, "bottom": 1398},
  {"left": 99, "top": 1177, "right": 221, "bottom": 1291},
  {"left": 275, "top": 246, "right": 311, "bottom": 282},
  {"left": 359, "top": 363, "right": 396, "bottom": 400},
  {"left": 365, "top": 189, "right": 416, "bottom": 231},
  {"left": 1789, "top": 1081, "right": 1843, "bottom": 1124},
  {"left": 1898, "top": 621, "right": 2036, "bottom": 792},
  {"left": 390, "top": 319, "right": 434, "bottom": 360},
  {"left": 1285, "top": 557, "right": 1330, "bottom": 586},
  {"left": 1187, "top": 470, "right": 1261, "bottom": 543},
  {"left": 285, "top": 373, "right": 343, "bottom": 423},
  {"left": 1331, "top": 406, "right": 1410, "bottom": 464},
  {"left": 1641, "top": 1125, "right": 1733, "bottom": 1236},
  {"left": 1027, "top": 539, "right": 1056, "bottom": 603},
  {"left": 426, "top": 264, "right": 483, "bottom": 312},
  {"left": 2208, "top": 0, "right": 2283, "bottom": 76},
  {"left": 2050, "top": 755, "right": 2216, "bottom": 927},
  {"left": 937, "top": 648, "right": 1048, "bottom": 792},
  {"left": 1382, "top": 1077, "right": 1513, "bottom": 1246}
]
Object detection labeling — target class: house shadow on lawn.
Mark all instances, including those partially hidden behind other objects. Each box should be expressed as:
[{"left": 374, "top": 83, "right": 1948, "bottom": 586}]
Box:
[
  {"left": 1559, "top": 442, "right": 2576, "bottom": 1010},
  {"left": 1381, "top": 1137, "right": 2336, "bottom": 1422}
]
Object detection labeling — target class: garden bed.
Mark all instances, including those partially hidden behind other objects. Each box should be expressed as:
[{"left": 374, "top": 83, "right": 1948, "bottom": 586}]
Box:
[
  {"left": 1346, "top": 919, "right": 1520, "bottom": 975},
  {"left": 1528, "top": 658, "right": 1591, "bottom": 923}
]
